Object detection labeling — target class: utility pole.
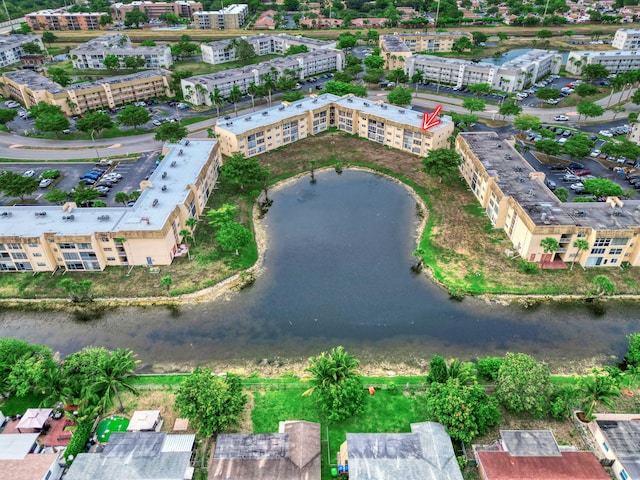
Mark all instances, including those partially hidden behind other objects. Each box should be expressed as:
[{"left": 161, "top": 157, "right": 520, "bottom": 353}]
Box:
[{"left": 2, "top": 0, "right": 13, "bottom": 32}]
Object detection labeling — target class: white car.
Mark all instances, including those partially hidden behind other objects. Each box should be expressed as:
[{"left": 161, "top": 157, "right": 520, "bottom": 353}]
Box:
[
  {"left": 590, "top": 150, "right": 601, "bottom": 157},
  {"left": 554, "top": 115, "right": 569, "bottom": 121},
  {"left": 599, "top": 130, "right": 614, "bottom": 137},
  {"left": 39, "top": 178, "right": 52, "bottom": 188},
  {"left": 23, "top": 170, "right": 35, "bottom": 177},
  {"left": 152, "top": 120, "right": 162, "bottom": 126},
  {"left": 571, "top": 182, "right": 585, "bottom": 192}
]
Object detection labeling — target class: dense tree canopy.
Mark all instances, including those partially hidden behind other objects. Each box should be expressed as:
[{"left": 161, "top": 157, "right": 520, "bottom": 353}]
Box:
[
  {"left": 175, "top": 368, "right": 246, "bottom": 437},
  {"left": 495, "top": 352, "right": 552, "bottom": 417},
  {"left": 422, "top": 148, "right": 462, "bottom": 183},
  {"left": 220, "top": 152, "right": 268, "bottom": 191}
]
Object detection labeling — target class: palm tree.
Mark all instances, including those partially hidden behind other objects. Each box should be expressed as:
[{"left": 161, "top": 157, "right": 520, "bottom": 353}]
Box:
[
  {"left": 114, "top": 191, "right": 129, "bottom": 206},
  {"left": 160, "top": 275, "right": 173, "bottom": 296},
  {"left": 302, "top": 346, "right": 360, "bottom": 397},
  {"left": 37, "top": 367, "right": 66, "bottom": 408},
  {"left": 227, "top": 86, "right": 243, "bottom": 117},
  {"left": 540, "top": 237, "right": 559, "bottom": 269},
  {"left": 91, "top": 349, "right": 139, "bottom": 412},
  {"left": 411, "top": 70, "right": 423, "bottom": 96},
  {"left": 209, "top": 87, "right": 225, "bottom": 116},
  {"left": 260, "top": 73, "right": 276, "bottom": 107},
  {"left": 580, "top": 369, "right": 620, "bottom": 420},
  {"left": 186, "top": 216, "right": 198, "bottom": 246},
  {"left": 572, "top": 239, "right": 589, "bottom": 270},
  {"left": 194, "top": 83, "right": 207, "bottom": 105}
]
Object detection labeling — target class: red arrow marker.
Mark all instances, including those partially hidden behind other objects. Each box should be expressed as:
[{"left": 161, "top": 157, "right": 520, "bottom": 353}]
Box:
[{"left": 422, "top": 104, "right": 442, "bottom": 131}]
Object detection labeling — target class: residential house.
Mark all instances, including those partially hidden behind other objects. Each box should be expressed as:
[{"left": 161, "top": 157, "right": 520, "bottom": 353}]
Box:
[
  {"left": 589, "top": 413, "right": 640, "bottom": 480},
  {"left": 209, "top": 420, "right": 320, "bottom": 479},
  {"left": 0, "top": 433, "right": 64, "bottom": 480}
]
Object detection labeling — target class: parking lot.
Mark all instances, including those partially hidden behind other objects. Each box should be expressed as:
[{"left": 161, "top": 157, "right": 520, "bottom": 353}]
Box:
[{"left": 0, "top": 151, "right": 160, "bottom": 207}]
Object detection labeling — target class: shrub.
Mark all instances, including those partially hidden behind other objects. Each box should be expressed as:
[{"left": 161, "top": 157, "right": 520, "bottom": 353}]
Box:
[
  {"left": 626, "top": 333, "right": 640, "bottom": 367},
  {"left": 477, "top": 357, "right": 503, "bottom": 381},
  {"left": 549, "top": 384, "right": 581, "bottom": 420},
  {"left": 64, "top": 421, "right": 92, "bottom": 464},
  {"left": 519, "top": 259, "right": 540, "bottom": 274}
]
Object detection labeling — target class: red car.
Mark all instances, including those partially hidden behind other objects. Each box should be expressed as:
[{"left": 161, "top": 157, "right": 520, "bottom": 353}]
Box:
[{"left": 575, "top": 169, "right": 592, "bottom": 176}]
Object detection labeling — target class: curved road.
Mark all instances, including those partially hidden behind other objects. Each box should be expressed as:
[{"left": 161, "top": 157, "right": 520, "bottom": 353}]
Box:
[{"left": 0, "top": 88, "right": 636, "bottom": 161}]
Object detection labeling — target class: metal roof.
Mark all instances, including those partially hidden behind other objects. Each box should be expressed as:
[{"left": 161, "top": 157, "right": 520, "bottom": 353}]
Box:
[
  {"left": 161, "top": 434, "right": 195, "bottom": 453},
  {"left": 0, "top": 434, "right": 40, "bottom": 460}
]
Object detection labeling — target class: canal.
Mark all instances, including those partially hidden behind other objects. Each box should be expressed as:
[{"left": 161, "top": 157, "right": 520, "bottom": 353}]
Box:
[{"left": 0, "top": 170, "right": 639, "bottom": 371}]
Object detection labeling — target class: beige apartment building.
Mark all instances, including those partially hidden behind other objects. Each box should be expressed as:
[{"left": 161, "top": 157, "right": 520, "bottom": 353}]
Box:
[
  {"left": 193, "top": 4, "right": 249, "bottom": 30},
  {"left": 0, "top": 140, "right": 220, "bottom": 272},
  {"left": 70, "top": 34, "right": 173, "bottom": 70},
  {"left": 456, "top": 132, "right": 640, "bottom": 268},
  {"left": 111, "top": 1, "right": 203, "bottom": 22},
  {"left": 215, "top": 93, "right": 453, "bottom": 158},
  {"left": 612, "top": 28, "right": 640, "bottom": 49},
  {"left": 26, "top": 9, "right": 105, "bottom": 31},
  {"left": 1, "top": 69, "right": 172, "bottom": 115},
  {"left": 379, "top": 32, "right": 473, "bottom": 69}
]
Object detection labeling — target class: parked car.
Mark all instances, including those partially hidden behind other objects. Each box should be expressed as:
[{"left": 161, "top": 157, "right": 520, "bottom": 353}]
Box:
[
  {"left": 554, "top": 115, "right": 569, "bottom": 121},
  {"left": 599, "top": 130, "right": 614, "bottom": 137},
  {"left": 545, "top": 180, "right": 557, "bottom": 191},
  {"left": 22, "top": 170, "right": 35, "bottom": 177},
  {"left": 563, "top": 174, "right": 580, "bottom": 182},
  {"left": 38, "top": 178, "right": 52, "bottom": 188},
  {"left": 590, "top": 150, "right": 601, "bottom": 157},
  {"left": 575, "top": 170, "right": 592, "bottom": 176},
  {"left": 549, "top": 163, "right": 566, "bottom": 170},
  {"left": 152, "top": 120, "right": 162, "bottom": 127},
  {"left": 568, "top": 163, "right": 584, "bottom": 170},
  {"left": 570, "top": 182, "right": 585, "bottom": 192},
  {"left": 558, "top": 137, "right": 568, "bottom": 145}
]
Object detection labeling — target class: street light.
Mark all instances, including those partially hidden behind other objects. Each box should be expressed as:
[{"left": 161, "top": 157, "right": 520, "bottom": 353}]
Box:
[{"left": 90, "top": 130, "right": 100, "bottom": 161}]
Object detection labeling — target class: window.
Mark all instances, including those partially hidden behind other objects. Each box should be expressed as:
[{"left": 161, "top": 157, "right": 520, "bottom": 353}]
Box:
[
  {"left": 28, "top": 243, "right": 38, "bottom": 247},
  {"left": 612, "top": 237, "right": 629, "bottom": 245},
  {"left": 11, "top": 252, "right": 27, "bottom": 259},
  {"left": 594, "top": 238, "right": 611, "bottom": 247},
  {"left": 63, "top": 252, "right": 80, "bottom": 260},
  {"left": 621, "top": 470, "right": 629, "bottom": 480},
  {"left": 58, "top": 243, "right": 75, "bottom": 249},
  {"left": 77, "top": 243, "right": 92, "bottom": 250},
  {"left": 610, "top": 248, "right": 623, "bottom": 255},
  {"left": 7, "top": 243, "right": 22, "bottom": 250}
]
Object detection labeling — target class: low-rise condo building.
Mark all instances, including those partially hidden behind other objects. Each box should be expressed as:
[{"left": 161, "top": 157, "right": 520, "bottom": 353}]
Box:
[
  {"left": 193, "top": 4, "right": 248, "bottom": 30},
  {"left": 26, "top": 9, "right": 106, "bottom": 31},
  {"left": 566, "top": 50, "right": 640, "bottom": 75},
  {"left": 612, "top": 28, "right": 640, "bottom": 49},
  {"left": 200, "top": 33, "right": 336, "bottom": 65},
  {"left": 1, "top": 69, "right": 171, "bottom": 115},
  {"left": 70, "top": 34, "right": 173, "bottom": 70},
  {"left": 214, "top": 93, "right": 453, "bottom": 158},
  {"left": 0, "top": 35, "right": 45, "bottom": 68},
  {"left": 0, "top": 140, "right": 220, "bottom": 273},
  {"left": 380, "top": 32, "right": 473, "bottom": 69},
  {"left": 405, "top": 49, "right": 561, "bottom": 92},
  {"left": 182, "top": 49, "right": 344, "bottom": 102},
  {"left": 111, "top": 1, "right": 203, "bottom": 22},
  {"left": 456, "top": 132, "right": 640, "bottom": 268}
]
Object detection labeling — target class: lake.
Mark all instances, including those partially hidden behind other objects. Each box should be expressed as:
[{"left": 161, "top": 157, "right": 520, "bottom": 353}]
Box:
[{"left": 0, "top": 170, "right": 638, "bottom": 371}]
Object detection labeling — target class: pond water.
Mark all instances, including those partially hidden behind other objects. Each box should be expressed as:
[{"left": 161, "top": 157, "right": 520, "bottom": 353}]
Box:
[{"left": 1, "top": 170, "right": 639, "bottom": 370}]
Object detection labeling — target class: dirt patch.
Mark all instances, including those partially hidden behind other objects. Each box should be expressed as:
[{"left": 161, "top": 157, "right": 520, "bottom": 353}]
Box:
[{"left": 111, "top": 389, "right": 189, "bottom": 434}]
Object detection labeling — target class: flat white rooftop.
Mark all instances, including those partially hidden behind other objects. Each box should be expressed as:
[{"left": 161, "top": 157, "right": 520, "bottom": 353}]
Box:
[
  {"left": 0, "top": 140, "right": 216, "bottom": 237},
  {"left": 217, "top": 93, "right": 452, "bottom": 136}
]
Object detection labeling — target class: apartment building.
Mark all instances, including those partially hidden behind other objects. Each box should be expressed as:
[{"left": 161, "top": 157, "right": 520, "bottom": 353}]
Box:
[
  {"left": 214, "top": 93, "right": 453, "bottom": 159},
  {"left": 183, "top": 49, "right": 344, "bottom": 102},
  {"left": 566, "top": 49, "right": 640, "bottom": 75},
  {"left": 612, "top": 28, "right": 640, "bottom": 49},
  {"left": 456, "top": 132, "right": 640, "bottom": 268},
  {"left": 70, "top": 34, "right": 173, "bottom": 70},
  {"left": 111, "top": 1, "right": 203, "bottom": 22},
  {"left": 0, "top": 140, "right": 220, "bottom": 273},
  {"left": 1, "top": 69, "right": 172, "bottom": 115},
  {"left": 26, "top": 9, "right": 105, "bottom": 31},
  {"left": 193, "top": 4, "right": 248, "bottom": 30},
  {"left": 200, "top": 33, "right": 336, "bottom": 65},
  {"left": 405, "top": 50, "right": 561, "bottom": 92},
  {"left": 380, "top": 32, "right": 473, "bottom": 69},
  {"left": 0, "top": 35, "right": 45, "bottom": 68}
]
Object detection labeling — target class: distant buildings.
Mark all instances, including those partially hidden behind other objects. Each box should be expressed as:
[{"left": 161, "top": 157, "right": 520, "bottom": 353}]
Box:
[
  {"left": 26, "top": 9, "right": 106, "bottom": 31},
  {"left": 70, "top": 34, "right": 173, "bottom": 70},
  {"left": 406, "top": 49, "right": 561, "bottom": 93},
  {"left": 0, "top": 140, "right": 220, "bottom": 272},
  {"left": 253, "top": 9, "right": 277, "bottom": 29},
  {"left": 214, "top": 93, "right": 453, "bottom": 158},
  {"left": 613, "top": 28, "right": 640, "bottom": 49},
  {"left": 0, "top": 35, "right": 45, "bottom": 69},
  {"left": 566, "top": 50, "right": 640, "bottom": 75},
  {"left": 456, "top": 132, "right": 640, "bottom": 268},
  {"left": 193, "top": 4, "right": 249, "bottom": 30},
  {"left": 200, "top": 33, "right": 336, "bottom": 65},
  {"left": 182, "top": 49, "right": 344, "bottom": 101},
  {"left": 1, "top": 69, "right": 172, "bottom": 116},
  {"left": 110, "top": 0, "right": 203, "bottom": 22},
  {"left": 380, "top": 32, "right": 473, "bottom": 69}
]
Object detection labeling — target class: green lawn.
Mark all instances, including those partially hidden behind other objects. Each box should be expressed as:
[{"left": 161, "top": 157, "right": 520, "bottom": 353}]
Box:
[
  {"left": 252, "top": 385, "right": 425, "bottom": 478},
  {"left": 0, "top": 392, "right": 47, "bottom": 416}
]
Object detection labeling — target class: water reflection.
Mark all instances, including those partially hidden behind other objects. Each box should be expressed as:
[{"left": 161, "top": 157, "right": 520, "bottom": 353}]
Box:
[{"left": 0, "top": 170, "right": 639, "bottom": 370}]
